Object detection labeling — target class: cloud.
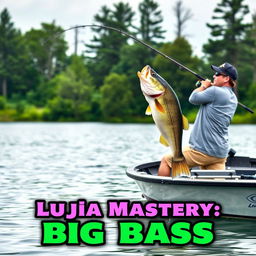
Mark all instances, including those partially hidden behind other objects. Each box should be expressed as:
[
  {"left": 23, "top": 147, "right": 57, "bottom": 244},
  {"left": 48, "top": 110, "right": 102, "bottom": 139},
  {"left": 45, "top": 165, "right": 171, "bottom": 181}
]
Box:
[{"left": 1, "top": 0, "right": 255, "bottom": 56}]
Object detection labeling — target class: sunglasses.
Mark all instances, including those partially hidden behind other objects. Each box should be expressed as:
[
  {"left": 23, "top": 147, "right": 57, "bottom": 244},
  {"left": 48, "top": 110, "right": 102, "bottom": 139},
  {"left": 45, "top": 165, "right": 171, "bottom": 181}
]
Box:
[{"left": 215, "top": 72, "right": 228, "bottom": 77}]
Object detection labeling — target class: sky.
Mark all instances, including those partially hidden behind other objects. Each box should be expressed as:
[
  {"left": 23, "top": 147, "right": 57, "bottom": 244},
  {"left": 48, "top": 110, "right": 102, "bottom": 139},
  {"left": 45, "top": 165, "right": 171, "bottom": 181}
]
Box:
[{"left": 1, "top": 0, "right": 256, "bottom": 57}]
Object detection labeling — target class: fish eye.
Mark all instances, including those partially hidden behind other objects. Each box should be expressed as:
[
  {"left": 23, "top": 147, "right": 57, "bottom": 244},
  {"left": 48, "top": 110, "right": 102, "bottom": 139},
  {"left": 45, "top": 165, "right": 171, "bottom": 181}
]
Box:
[{"left": 151, "top": 72, "right": 155, "bottom": 76}]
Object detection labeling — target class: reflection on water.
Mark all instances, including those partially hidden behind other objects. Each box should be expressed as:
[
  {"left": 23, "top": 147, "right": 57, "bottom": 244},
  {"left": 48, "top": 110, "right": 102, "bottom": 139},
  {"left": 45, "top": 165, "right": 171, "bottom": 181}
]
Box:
[{"left": 0, "top": 123, "right": 255, "bottom": 255}]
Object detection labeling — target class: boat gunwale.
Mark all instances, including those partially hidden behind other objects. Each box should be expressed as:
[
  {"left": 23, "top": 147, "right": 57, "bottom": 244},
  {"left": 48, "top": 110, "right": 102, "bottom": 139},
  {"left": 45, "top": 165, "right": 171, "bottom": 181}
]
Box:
[{"left": 126, "top": 162, "right": 256, "bottom": 188}]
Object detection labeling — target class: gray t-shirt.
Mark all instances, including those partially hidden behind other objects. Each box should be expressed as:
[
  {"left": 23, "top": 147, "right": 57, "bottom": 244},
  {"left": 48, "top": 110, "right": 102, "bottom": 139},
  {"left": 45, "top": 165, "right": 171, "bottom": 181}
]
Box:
[{"left": 189, "top": 86, "right": 238, "bottom": 158}]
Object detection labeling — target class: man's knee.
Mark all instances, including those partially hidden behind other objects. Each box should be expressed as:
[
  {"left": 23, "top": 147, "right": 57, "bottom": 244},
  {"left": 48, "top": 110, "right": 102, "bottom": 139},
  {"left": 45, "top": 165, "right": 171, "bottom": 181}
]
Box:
[
  {"left": 204, "top": 162, "right": 226, "bottom": 170},
  {"left": 162, "top": 154, "right": 172, "bottom": 165},
  {"left": 158, "top": 154, "right": 172, "bottom": 176}
]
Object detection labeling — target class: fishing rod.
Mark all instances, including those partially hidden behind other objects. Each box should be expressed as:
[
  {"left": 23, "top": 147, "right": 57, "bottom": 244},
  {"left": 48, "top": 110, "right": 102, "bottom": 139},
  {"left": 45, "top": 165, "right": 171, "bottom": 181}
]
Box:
[{"left": 62, "top": 24, "right": 254, "bottom": 114}]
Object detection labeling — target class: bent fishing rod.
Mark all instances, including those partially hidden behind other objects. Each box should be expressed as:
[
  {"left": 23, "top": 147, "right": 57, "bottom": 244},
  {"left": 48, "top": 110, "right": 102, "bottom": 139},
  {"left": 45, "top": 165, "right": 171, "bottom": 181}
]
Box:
[{"left": 61, "top": 24, "right": 254, "bottom": 114}]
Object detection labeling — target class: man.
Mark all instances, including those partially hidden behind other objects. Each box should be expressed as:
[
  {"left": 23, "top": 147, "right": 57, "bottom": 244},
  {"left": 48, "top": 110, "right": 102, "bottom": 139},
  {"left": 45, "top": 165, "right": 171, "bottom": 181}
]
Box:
[{"left": 158, "top": 62, "right": 238, "bottom": 176}]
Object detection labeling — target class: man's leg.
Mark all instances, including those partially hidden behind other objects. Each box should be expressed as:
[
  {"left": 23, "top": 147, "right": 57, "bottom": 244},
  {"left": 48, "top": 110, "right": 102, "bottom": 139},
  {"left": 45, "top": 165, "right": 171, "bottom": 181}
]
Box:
[
  {"left": 158, "top": 155, "right": 172, "bottom": 176},
  {"left": 203, "top": 158, "right": 226, "bottom": 170}
]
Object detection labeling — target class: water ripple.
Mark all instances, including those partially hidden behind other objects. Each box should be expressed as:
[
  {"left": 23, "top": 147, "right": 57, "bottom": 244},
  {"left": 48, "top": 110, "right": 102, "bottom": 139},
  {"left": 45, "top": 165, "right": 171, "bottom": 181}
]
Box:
[{"left": 0, "top": 123, "right": 255, "bottom": 255}]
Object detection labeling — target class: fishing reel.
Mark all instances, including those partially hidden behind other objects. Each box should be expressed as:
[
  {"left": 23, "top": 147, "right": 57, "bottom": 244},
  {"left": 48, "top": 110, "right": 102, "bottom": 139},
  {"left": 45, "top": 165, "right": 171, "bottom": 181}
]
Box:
[
  {"left": 195, "top": 81, "right": 202, "bottom": 87},
  {"left": 195, "top": 80, "right": 212, "bottom": 88}
]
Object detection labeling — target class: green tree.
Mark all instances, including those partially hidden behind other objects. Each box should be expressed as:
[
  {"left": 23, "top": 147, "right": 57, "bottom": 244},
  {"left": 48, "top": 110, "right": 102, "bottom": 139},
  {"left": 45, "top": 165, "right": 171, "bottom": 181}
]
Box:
[
  {"left": 100, "top": 73, "right": 133, "bottom": 120},
  {"left": 46, "top": 56, "right": 94, "bottom": 121},
  {"left": 243, "top": 12, "right": 256, "bottom": 82},
  {"left": 0, "top": 96, "right": 6, "bottom": 109},
  {"left": 203, "top": 0, "right": 250, "bottom": 66},
  {"left": 137, "top": 0, "right": 165, "bottom": 44},
  {"left": 112, "top": 43, "right": 154, "bottom": 115},
  {"left": 240, "top": 12, "right": 256, "bottom": 109},
  {"left": 249, "top": 13, "right": 256, "bottom": 83},
  {"left": 87, "top": 2, "right": 135, "bottom": 86},
  {"left": 153, "top": 37, "right": 202, "bottom": 112},
  {"left": 25, "top": 21, "right": 68, "bottom": 81},
  {"left": 0, "top": 8, "right": 28, "bottom": 98},
  {"left": 247, "top": 82, "right": 256, "bottom": 109}
]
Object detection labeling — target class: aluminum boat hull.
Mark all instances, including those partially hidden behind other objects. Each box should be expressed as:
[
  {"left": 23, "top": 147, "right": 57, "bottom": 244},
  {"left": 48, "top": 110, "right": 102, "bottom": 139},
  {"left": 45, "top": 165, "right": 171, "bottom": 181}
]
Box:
[{"left": 126, "top": 156, "right": 256, "bottom": 218}]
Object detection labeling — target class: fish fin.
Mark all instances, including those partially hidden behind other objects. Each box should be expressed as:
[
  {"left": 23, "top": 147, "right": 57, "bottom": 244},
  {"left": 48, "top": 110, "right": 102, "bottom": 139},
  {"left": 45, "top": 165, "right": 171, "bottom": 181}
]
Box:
[
  {"left": 159, "top": 135, "right": 169, "bottom": 147},
  {"left": 155, "top": 99, "right": 165, "bottom": 113},
  {"left": 171, "top": 158, "right": 191, "bottom": 178},
  {"left": 145, "top": 105, "right": 152, "bottom": 115},
  {"left": 182, "top": 115, "right": 189, "bottom": 130}
]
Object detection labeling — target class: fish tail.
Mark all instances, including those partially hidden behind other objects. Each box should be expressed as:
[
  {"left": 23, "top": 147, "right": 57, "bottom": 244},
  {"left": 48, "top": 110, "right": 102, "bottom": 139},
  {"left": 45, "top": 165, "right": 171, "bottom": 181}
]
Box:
[{"left": 171, "top": 158, "right": 190, "bottom": 178}]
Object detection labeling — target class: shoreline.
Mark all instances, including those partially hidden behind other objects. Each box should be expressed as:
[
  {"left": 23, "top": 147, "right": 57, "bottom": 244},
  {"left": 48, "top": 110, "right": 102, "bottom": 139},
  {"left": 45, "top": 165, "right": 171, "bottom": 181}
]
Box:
[{"left": 0, "top": 108, "right": 255, "bottom": 124}]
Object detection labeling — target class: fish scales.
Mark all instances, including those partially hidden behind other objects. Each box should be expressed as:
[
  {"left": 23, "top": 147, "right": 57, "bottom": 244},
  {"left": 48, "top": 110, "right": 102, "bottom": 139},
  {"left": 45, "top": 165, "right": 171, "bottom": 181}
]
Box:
[
  {"left": 137, "top": 65, "right": 190, "bottom": 177},
  {"left": 161, "top": 88, "right": 182, "bottom": 159}
]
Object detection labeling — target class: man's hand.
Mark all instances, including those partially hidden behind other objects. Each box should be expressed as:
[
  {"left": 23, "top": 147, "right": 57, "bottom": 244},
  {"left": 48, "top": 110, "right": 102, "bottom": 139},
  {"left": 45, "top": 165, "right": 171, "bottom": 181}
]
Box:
[
  {"left": 194, "top": 79, "right": 212, "bottom": 92},
  {"left": 201, "top": 79, "right": 212, "bottom": 89}
]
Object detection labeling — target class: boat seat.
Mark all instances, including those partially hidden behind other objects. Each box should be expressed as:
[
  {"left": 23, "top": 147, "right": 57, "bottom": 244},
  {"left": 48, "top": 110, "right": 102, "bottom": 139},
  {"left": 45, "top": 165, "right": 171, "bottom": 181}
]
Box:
[
  {"left": 191, "top": 170, "right": 237, "bottom": 179},
  {"left": 192, "top": 170, "right": 236, "bottom": 175}
]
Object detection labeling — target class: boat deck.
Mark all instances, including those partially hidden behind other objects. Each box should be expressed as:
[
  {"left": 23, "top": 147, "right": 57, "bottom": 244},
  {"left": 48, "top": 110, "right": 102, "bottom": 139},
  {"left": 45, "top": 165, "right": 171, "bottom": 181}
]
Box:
[{"left": 134, "top": 155, "right": 256, "bottom": 180}]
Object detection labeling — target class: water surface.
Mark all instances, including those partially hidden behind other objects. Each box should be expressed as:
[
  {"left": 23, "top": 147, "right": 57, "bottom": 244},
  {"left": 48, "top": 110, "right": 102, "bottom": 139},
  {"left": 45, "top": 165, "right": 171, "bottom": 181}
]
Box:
[{"left": 0, "top": 123, "right": 255, "bottom": 255}]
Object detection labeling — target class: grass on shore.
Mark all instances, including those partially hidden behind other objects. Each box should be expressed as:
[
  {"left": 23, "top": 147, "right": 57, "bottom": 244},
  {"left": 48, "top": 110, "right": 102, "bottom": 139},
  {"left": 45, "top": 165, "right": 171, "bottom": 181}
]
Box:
[{"left": 0, "top": 106, "right": 255, "bottom": 124}]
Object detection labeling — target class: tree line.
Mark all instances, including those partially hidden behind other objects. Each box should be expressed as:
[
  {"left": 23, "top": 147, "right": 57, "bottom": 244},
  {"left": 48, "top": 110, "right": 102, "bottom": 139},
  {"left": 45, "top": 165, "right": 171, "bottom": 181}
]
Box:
[{"left": 0, "top": 0, "right": 256, "bottom": 122}]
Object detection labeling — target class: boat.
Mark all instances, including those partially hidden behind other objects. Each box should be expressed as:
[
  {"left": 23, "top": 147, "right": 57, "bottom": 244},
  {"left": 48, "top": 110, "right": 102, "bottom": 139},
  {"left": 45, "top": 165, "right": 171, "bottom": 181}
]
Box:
[{"left": 126, "top": 150, "right": 256, "bottom": 218}]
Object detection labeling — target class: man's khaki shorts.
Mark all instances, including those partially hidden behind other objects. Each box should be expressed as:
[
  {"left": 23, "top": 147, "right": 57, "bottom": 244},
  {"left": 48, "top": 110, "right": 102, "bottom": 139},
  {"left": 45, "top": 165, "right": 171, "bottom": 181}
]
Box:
[{"left": 164, "top": 146, "right": 227, "bottom": 170}]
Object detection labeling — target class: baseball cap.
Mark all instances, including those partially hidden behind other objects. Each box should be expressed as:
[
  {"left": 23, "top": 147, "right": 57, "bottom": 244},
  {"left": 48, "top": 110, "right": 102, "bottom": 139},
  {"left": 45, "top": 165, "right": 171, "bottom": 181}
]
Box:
[{"left": 211, "top": 62, "right": 238, "bottom": 81}]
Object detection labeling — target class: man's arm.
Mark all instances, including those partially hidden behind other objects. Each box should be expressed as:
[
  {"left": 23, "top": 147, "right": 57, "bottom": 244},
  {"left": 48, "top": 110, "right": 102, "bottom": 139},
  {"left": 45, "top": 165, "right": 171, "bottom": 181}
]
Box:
[
  {"left": 189, "top": 80, "right": 215, "bottom": 105},
  {"left": 193, "top": 80, "right": 212, "bottom": 93}
]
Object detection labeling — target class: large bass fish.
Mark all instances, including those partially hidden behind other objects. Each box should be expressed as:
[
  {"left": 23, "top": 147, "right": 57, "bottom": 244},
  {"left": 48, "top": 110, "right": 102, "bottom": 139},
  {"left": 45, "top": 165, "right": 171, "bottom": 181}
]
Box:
[{"left": 137, "top": 65, "right": 190, "bottom": 177}]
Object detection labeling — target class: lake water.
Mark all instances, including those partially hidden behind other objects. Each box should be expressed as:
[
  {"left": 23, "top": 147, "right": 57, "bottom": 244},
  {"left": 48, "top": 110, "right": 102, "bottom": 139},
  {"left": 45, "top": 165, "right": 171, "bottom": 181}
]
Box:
[{"left": 0, "top": 122, "right": 255, "bottom": 255}]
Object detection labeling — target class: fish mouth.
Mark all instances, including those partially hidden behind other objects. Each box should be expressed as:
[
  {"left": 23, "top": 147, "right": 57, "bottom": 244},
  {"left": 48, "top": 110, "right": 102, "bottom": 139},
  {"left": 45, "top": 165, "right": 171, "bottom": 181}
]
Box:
[
  {"left": 138, "top": 70, "right": 164, "bottom": 98},
  {"left": 138, "top": 65, "right": 151, "bottom": 80},
  {"left": 141, "top": 65, "right": 150, "bottom": 76},
  {"left": 144, "top": 92, "right": 164, "bottom": 98}
]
